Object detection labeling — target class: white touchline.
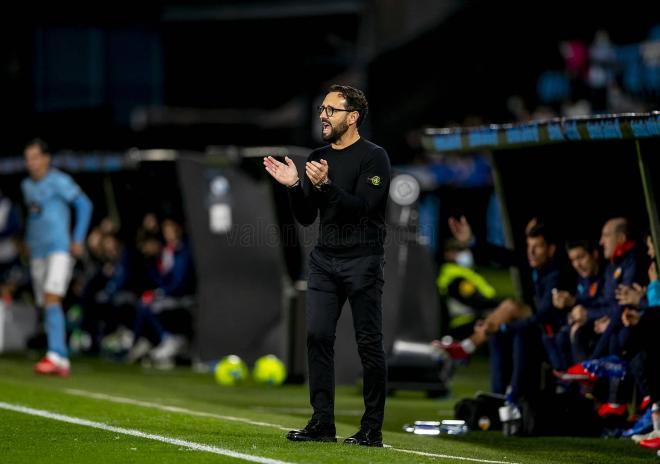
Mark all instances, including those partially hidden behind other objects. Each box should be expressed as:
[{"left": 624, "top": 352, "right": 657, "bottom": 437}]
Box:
[
  {"left": 0, "top": 401, "right": 292, "bottom": 464},
  {"left": 64, "top": 388, "right": 520, "bottom": 464},
  {"left": 252, "top": 406, "right": 362, "bottom": 417},
  {"left": 66, "top": 389, "right": 292, "bottom": 431},
  {"left": 389, "top": 447, "right": 521, "bottom": 464}
]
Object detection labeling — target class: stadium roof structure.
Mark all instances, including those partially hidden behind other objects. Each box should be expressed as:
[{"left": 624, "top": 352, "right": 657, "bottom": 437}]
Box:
[
  {"left": 421, "top": 111, "right": 660, "bottom": 299},
  {"left": 421, "top": 111, "right": 660, "bottom": 153}
]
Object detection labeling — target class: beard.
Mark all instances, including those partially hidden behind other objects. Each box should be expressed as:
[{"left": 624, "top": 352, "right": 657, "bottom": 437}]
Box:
[{"left": 321, "top": 119, "right": 349, "bottom": 143}]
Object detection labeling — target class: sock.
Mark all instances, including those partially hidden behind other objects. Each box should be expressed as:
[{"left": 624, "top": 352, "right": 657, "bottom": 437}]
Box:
[{"left": 45, "top": 304, "right": 68, "bottom": 358}]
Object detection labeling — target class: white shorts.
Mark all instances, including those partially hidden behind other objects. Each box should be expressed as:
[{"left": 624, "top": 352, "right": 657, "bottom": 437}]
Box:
[{"left": 30, "top": 252, "right": 74, "bottom": 306}]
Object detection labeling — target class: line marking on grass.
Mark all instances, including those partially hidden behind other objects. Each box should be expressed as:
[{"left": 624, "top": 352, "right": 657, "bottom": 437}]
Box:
[
  {"left": 252, "top": 406, "right": 362, "bottom": 417},
  {"left": 388, "top": 447, "right": 520, "bottom": 464},
  {"left": 0, "top": 401, "right": 293, "bottom": 464},
  {"left": 64, "top": 388, "right": 520, "bottom": 464},
  {"left": 66, "top": 388, "right": 292, "bottom": 431}
]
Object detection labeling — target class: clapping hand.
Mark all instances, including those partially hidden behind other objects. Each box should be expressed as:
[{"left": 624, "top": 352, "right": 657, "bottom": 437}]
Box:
[{"left": 263, "top": 156, "right": 300, "bottom": 187}]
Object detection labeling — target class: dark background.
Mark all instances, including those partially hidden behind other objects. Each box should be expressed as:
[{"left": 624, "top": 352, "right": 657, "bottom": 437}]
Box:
[{"left": 0, "top": 1, "right": 657, "bottom": 162}]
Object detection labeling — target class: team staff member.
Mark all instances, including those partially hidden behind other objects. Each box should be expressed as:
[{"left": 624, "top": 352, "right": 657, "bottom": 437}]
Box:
[{"left": 264, "top": 85, "right": 391, "bottom": 447}]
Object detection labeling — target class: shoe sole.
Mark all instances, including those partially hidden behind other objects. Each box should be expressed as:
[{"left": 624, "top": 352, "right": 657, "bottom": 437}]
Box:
[
  {"left": 623, "top": 427, "right": 652, "bottom": 438},
  {"left": 633, "top": 432, "right": 660, "bottom": 442},
  {"left": 640, "top": 442, "right": 660, "bottom": 449},
  {"left": 344, "top": 441, "right": 383, "bottom": 447},
  {"left": 34, "top": 368, "right": 70, "bottom": 378},
  {"left": 286, "top": 436, "right": 337, "bottom": 443},
  {"left": 556, "top": 372, "right": 595, "bottom": 381}
]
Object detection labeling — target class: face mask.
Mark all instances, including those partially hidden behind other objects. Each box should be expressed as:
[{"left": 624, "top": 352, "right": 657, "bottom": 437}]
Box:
[{"left": 455, "top": 250, "right": 474, "bottom": 268}]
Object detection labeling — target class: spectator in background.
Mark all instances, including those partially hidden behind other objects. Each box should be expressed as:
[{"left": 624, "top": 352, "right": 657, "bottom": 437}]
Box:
[
  {"left": 136, "top": 212, "right": 161, "bottom": 256},
  {"left": 560, "top": 39, "right": 589, "bottom": 102},
  {"left": 135, "top": 212, "right": 163, "bottom": 290},
  {"left": 80, "top": 233, "right": 137, "bottom": 355},
  {"left": 98, "top": 217, "right": 119, "bottom": 237},
  {"left": 0, "top": 190, "right": 27, "bottom": 303},
  {"left": 127, "top": 218, "right": 195, "bottom": 368},
  {"left": 505, "top": 95, "right": 531, "bottom": 123},
  {"left": 68, "top": 225, "right": 106, "bottom": 322},
  {"left": 22, "top": 138, "right": 93, "bottom": 377},
  {"left": 86, "top": 226, "right": 105, "bottom": 263},
  {"left": 587, "top": 30, "right": 617, "bottom": 112}
]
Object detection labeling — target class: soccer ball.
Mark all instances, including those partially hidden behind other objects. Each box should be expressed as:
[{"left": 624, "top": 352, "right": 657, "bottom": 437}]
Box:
[
  {"left": 214, "top": 355, "right": 249, "bottom": 386},
  {"left": 252, "top": 354, "right": 287, "bottom": 386}
]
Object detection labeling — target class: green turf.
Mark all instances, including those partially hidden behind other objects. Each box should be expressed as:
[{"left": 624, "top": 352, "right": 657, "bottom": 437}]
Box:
[
  {"left": 475, "top": 265, "right": 517, "bottom": 299},
  {"left": 0, "top": 354, "right": 654, "bottom": 463}
]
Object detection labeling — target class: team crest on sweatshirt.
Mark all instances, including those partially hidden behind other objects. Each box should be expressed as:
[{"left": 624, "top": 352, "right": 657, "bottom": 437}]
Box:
[{"left": 367, "top": 175, "right": 381, "bottom": 187}]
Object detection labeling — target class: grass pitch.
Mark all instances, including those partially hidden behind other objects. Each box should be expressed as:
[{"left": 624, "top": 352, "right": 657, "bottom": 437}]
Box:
[{"left": 0, "top": 354, "right": 654, "bottom": 463}]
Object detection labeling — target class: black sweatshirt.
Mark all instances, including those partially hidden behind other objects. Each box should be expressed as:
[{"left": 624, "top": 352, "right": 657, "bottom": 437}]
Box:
[{"left": 288, "top": 138, "right": 391, "bottom": 257}]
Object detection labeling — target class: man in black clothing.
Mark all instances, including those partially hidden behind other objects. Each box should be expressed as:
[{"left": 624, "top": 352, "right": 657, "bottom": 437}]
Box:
[{"left": 263, "top": 85, "right": 391, "bottom": 447}]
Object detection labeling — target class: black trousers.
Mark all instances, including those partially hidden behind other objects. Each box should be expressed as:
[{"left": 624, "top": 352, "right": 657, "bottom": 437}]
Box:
[
  {"left": 306, "top": 247, "right": 387, "bottom": 430},
  {"left": 624, "top": 308, "right": 660, "bottom": 403}
]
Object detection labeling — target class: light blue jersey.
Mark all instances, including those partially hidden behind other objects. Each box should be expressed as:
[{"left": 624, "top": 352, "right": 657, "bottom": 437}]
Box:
[{"left": 21, "top": 169, "right": 92, "bottom": 259}]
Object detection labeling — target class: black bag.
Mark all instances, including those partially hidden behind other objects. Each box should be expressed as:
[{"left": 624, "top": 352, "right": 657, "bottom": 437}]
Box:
[
  {"left": 517, "top": 392, "right": 602, "bottom": 437},
  {"left": 454, "top": 392, "right": 505, "bottom": 431},
  {"left": 387, "top": 340, "right": 452, "bottom": 398}
]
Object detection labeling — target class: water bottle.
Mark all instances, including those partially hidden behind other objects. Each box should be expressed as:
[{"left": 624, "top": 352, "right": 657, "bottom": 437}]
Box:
[
  {"left": 411, "top": 421, "right": 441, "bottom": 435},
  {"left": 652, "top": 402, "right": 660, "bottom": 432},
  {"left": 499, "top": 387, "right": 522, "bottom": 436},
  {"left": 438, "top": 419, "right": 469, "bottom": 435},
  {"left": 402, "top": 420, "right": 468, "bottom": 436}
]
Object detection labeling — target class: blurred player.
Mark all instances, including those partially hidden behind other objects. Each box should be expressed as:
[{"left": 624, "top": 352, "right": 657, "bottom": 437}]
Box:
[{"left": 22, "top": 139, "right": 93, "bottom": 376}]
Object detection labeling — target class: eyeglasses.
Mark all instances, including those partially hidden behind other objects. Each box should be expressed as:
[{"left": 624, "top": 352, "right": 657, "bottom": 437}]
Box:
[{"left": 317, "top": 105, "right": 353, "bottom": 117}]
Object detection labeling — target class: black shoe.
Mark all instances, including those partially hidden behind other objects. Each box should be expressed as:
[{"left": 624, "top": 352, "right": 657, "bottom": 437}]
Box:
[
  {"left": 343, "top": 428, "right": 383, "bottom": 447},
  {"left": 287, "top": 420, "right": 337, "bottom": 442}
]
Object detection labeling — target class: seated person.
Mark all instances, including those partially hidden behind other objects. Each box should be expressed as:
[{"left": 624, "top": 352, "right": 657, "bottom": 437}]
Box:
[
  {"left": 128, "top": 218, "right": 196, "bottom": 367},
  {"left": 561, "top": 219, "right": 644, "bottom": 421},
  {"left": 79, "top": 233, "right": 137, "bottom": 354},
  {"left": 435, "top": 216, "right": 567, "bottom": 409},
  {"left": 618, "top": 233, "right": 660, "bottom": 444},
  {"left": 437, "top": 238, "right": 500, "bottom": 340},
  {"left": 546, "top": 240, "right": 605, "bottom": 371}
]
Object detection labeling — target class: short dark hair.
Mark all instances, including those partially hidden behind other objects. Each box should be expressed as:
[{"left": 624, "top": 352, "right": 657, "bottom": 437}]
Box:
[
  {"left": 525, "top": 220, "right": 556, "bottom": 244},
  {"left": 328, "top": 84, "right": 368, "bottom": 127},
  {"left": 565, "top": 239, "right": 597, "bottom": 254},
  {"left": 25, "top": 138, "right": 50, "bottom": 154}
]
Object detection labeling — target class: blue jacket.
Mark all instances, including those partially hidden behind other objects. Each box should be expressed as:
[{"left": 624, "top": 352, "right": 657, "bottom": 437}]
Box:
[
  {"left": 574, "top": 271, "right": 607, "bottom": 321},
  {"left": 648, "top": 280, "right": 660, "bottom": 307},
  {"left": 510, "top": 260, "right": 564, "bottom": 332},
  {"left": 589, "top": 242, "right": 642, "bottom": 358},
  {"left": 472, "top": 241, "right": 567, "bottom": 332},
  {"left": 148, "top": 240, "right": 196, "bottom": 297},
  {"left": 587, "top": 242, "right": 640, "bottom": 320},
  {"left": 102, "top": 249, "right": 134, "bottom": 298}
]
